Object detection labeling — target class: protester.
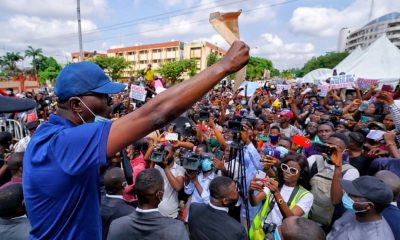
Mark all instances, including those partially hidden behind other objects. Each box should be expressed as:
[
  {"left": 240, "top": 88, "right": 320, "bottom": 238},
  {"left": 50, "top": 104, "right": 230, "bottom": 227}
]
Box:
[
  {"left": 0, "top": 152, "right": 23, "bottom": 189},
  {"left": 375, "top": 170, "right": 400, "bottom": 240},
  {"left": 327, "top": 176, "right": 395, "bottom": 240},
  {"left": 188, "top": 176, "right": 247, "bottom": 240},
  {"left": 13, "top": 121, "right": 40, "bottom": 152},
  {"left": 248, "top": 152, "right": 313, "bottom": 240},
  {"left": 101, "top": 168, "right": 135, "bottom": 240},
  {"left": 0, "top": 184, "right": 30, "bottom": 240},
  {"left": 107, "top": 168, "right": 189, "bottom": 240}
]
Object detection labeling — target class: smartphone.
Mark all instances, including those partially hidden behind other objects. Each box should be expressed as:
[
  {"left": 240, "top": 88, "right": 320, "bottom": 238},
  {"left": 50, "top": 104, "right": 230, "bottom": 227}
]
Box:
[
  {"left": 283, "top": 89, "right": 289, "bottom": 99},
  {"left": 199, "top": 111, "right": 210, "bottom": 121},
  {"left": 292, "top": 135, "right": 311, "bottom": 148},
  {"left": 214, "top": 149, "right": 224, "bottom": 161},
  {"left": 314, "top": 142, "right": 335, "bottom": 155},
  {"left": 256, "top": 170, "right": 267, "bottom": 179},
  {"left": 360, "top": 116, "right": 369, "bottom": 124},
  {"left": 165, "top": 133, "right": 179, "bottom": 141}
]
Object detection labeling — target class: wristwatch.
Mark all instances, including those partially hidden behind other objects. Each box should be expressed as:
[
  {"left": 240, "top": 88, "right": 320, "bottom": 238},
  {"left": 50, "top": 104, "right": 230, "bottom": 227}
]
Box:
[{"left": 277, "top": 198, "right": 284, "bottom": 205}]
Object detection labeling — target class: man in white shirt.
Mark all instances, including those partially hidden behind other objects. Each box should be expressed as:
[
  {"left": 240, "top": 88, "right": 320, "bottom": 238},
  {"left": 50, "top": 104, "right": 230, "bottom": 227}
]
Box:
[
  {"left": 153, "top": 145, "right": 185, "bottom": 218},
  {"left": 14, "top": 121, "right": 40, "bottom": 152}
]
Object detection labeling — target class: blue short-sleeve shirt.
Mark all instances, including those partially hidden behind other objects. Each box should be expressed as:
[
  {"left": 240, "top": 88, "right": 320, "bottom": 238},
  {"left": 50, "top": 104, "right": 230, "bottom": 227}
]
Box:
[{"left": 23, "top": 114, "right": 112, "bottom": 239}]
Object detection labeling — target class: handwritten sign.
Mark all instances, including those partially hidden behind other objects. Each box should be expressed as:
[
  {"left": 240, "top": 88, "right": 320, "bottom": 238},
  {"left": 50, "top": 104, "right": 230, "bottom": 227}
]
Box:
[
  {"left": 329, "top": 75, "right": 356, "bottom": 89},
  {"left": 276, "top": 84, "right": 291, "bottom": 91},
  {"left": 357, "top": 79, "right": 378, "bottom": 91},
  {"left": 318, "top": 85, "right": 330, "bottom": 97},
  {"left": 130, "top": 85, "right": 147, "bottom": 101}
]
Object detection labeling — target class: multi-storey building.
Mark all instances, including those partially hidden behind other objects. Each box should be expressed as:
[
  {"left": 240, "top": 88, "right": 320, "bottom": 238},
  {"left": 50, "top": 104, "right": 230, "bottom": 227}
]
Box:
[
  {"left": 105, "top": 40, "right": 226, "bottom": 78},
  {"left": 344, "top": 12, "right": 400, "bottom": 52},
  {"left": 71, "top": 51, "right": 107, "bottom": 62}
]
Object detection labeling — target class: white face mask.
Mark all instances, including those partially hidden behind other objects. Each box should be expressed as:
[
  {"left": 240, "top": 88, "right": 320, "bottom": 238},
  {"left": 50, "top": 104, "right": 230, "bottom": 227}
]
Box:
[{"left": 76, "top": 97, "right": 111, "bottom": 123}]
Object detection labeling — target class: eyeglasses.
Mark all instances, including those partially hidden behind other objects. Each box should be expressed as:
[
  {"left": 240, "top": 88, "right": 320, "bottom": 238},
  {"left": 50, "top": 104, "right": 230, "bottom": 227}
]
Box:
[
  {"left": 81, "top": 92, "right": 113, "bottom": 106},
  {"left": 280, "top": 163, "right": 299, "bottom": 176}
]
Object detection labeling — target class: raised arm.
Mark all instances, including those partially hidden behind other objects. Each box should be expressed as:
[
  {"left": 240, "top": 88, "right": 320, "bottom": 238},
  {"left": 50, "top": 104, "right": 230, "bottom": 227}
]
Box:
[{"left": 107, "top": 42, "right": 249, "bottom": 157}]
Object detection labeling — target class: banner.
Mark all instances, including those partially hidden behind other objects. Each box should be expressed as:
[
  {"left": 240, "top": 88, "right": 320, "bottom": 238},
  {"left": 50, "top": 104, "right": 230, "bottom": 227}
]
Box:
[
  {"left": 130, "top": 85, "right": 147, "bottom": 101},
  {"left": 357, "top": 78, "right": 378, "bottom": 91},
  {"left": 329, "top": 74, "right": 356, "bottom": 89}
]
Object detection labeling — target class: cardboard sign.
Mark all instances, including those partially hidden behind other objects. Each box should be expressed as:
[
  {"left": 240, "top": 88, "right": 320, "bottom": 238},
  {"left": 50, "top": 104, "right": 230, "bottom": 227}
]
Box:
[
  {"left": 130, "top": 85, "right": 147, "bottom": 101},
  {"left": 318, "top": 85, "right": 330, "bottom": 97},
  {"left": 357, "top": 79, "right": 378, "bottom": 91},
  {"left": 209, "top": 11, "right": 245, "bottom": 92},
  {"left": 276, "top": 84, "right": 291, "bottom": 91},
  {"left": 330, "top": 75, "right": 356, "bottom": 89}
]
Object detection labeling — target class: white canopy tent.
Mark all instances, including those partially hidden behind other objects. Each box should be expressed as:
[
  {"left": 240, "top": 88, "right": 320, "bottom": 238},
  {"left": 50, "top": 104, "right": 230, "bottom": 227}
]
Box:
[
  {"left": 318, "top": 35, "right": 400, "bottom": 85},
  {"left": 334, "top": 46, "right": 363, "bottom": 74},
  {"left": 301, "top": 68, "right": 332, "bottom": 84}
]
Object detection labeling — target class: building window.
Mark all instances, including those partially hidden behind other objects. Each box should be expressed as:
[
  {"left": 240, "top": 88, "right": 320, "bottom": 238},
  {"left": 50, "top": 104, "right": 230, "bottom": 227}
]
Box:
[
  {"left": 127, "top": 51, "right": 135, "bottom": 55},
  {"left": 139, "top": 60, "right": 146, "bottom": 64},
  {"left": 139, "top": 50, "right": 148, "bottom": 54},
  {"left": 166, "top": 47, "right": 177, "bottom": 52},
  {"left": 152, "top": 49, "right": 162, "bottom": 53},
  {"left": 153, "top": 59, "right": 161, "bottom": 63}
]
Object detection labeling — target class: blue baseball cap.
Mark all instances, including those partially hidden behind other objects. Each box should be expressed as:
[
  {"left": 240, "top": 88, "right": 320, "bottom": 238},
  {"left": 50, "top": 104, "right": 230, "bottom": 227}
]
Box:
[{"left": 55, "top": 62, "right": 126, "bottom": 101}]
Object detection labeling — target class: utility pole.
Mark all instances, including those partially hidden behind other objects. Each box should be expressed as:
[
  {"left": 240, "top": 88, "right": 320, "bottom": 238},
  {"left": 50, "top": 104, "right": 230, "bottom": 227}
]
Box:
[
  {"left": 77, "top": 0, "right": 84, "bottom": 61},
  {"left": 368, "top": 0, "right": 374, "bottom": 22}
]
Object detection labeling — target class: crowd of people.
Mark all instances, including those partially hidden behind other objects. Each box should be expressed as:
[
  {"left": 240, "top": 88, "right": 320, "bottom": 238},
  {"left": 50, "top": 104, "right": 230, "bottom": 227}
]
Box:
[{"left": 0, "top": 41, "right": 399, "bottom": 240}]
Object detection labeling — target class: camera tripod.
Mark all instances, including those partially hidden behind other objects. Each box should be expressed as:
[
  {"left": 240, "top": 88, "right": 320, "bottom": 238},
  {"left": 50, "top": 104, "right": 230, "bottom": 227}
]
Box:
[{"left": 226, "top": 141, "right": 251, "bottom": 230}]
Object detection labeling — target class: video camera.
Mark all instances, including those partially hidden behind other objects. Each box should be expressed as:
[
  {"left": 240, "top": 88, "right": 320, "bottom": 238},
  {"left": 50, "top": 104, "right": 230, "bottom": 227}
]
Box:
[
  {"left": 182, "top": 150, "right": 215, "bottom": 172},
  {"left": 149, "top": 144, "right": 166, "bottom": 163},
  {"left": 329, "top": 105, "right": 343, "bottom": 116}
]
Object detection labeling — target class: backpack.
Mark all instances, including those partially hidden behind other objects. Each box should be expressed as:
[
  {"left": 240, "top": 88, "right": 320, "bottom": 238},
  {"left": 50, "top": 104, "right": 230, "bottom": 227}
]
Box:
[{"left": 308, "top": 155, "right": 354, "bottom": 226}]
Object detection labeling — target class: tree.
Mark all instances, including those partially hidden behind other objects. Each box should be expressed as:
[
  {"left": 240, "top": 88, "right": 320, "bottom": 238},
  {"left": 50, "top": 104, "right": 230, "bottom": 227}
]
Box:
[
  {"left": 1, "top": 52, "right": 24, "bottom": 76},
  {"left": 34, "top": 56, "right": 62, "bottom": 85},
  {"left": 90, "top": 56, "right": 129, "bottom": 80},
  {"left": 25, "top": 46, "right": 43, "bottom": 76},
  {"left": 157, "top": 59, "right": 197, "bottom": 84},
  {"left": 207, "top": 52, "right": 220, "bottom": 67},
  {"left": 246, "top": 56, "right": 274, "bottom": 80},
  {"left": 301, "top": 52, "right": 349, "bottom": 76}
]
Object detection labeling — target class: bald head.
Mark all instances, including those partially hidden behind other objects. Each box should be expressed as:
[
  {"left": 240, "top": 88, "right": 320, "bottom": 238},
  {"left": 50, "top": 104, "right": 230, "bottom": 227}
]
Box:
[
  {"left": 375, "top": 170, "right": 400, "bottom": 201},
  {"left": 104, "top": 168, "right": 125, "bottom": 195},
  {"left": 281, "top": 216, "right": 325, "bottom": 240}
]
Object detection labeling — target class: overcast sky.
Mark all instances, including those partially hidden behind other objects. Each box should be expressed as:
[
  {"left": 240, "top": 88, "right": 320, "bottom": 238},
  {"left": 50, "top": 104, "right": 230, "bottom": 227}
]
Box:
[{"left": 0, "top": 0, "right": 399, "bottom": 70}]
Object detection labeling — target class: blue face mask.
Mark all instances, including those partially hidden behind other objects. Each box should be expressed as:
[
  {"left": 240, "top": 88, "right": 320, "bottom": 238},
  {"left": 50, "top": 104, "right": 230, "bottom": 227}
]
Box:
[
  {"left": 77, "top": 97, "right": 111, "bottom": 123},
  {"left": 274, "top": 227, "right": 281, "bottom": 240},
  {"left": 342, "top": 192, "right": 369, "bottom": 213},
  {"left": 270, "top": 135, "right": 279, "bottom": 143},
  {"left": 201, "top": 159, "right": 213, "bottom": 172}
]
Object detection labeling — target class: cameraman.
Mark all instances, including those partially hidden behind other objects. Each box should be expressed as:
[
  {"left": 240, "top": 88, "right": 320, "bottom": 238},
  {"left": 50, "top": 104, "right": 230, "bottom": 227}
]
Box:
[
  {"left": 153, "top": 145, "right": 185, "bottom": 218},
  {"left": 183, "top": 153, "right": 216, "bottom": 220}
]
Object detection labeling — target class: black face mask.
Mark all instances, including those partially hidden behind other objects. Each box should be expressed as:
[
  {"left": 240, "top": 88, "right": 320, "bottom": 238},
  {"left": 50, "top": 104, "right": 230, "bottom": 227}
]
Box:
[{"left": 224, "top": 196, "right": 239, "bottom": 207}]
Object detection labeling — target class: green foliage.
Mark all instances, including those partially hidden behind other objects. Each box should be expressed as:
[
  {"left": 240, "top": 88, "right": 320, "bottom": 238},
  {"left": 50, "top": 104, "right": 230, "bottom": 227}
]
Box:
[
  {"left": 90, "top": 56, "right": 129, "bottom": 80},
  {"left": 157, "top": 59, "right": 197, "bottom": 84},
  {"left": 35, "top": 56, "right": 62, "bottom": 84},
  {"left": 207, "top": 52, "right": 220, "bottom": 67},
  {"left": 25, "top": 46, "right": 43, "bottom": 75},
  {"left": 0, "top": 52, "right": 24, "bottom": 76},
  {"left": 301, "top": 52, "right": 349, "bottom": 76},
  {"left": 280, "top": 68, "right": 302, "bottom": 79},
  {"left": 246, "top": 57, "right": 273, "bottom": 81}
]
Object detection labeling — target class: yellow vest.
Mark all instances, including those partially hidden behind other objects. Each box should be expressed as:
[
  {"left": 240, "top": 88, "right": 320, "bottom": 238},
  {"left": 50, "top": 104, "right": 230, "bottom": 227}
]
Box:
[
  {"left": 144, "top": 69, "right": 154, "bottom": 81},
  {"left": 248, "top": 186, "right": 310, "bottom": 240}
]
